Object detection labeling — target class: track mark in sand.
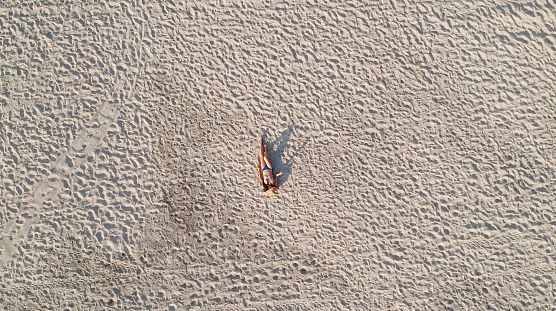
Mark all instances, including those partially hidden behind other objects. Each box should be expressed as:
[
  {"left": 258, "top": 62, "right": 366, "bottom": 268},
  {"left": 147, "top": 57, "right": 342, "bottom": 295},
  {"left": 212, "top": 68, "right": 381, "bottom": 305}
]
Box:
[
  {"left": 0, "top": 239, "right": 16, "bottom": 269},
  {"left": 1, "top": 46, "right": 140, "bottom": 272},
  {"left": 0, "top": 216, "right": 38, "bottom": 268},
  {"left": 0, "top": 102, "right": 119, "bottom": 269},
  {"left": 33, "top": 102, "right": 120, "bottom": 209},
  {"left": 0, "top": 3, "right": 149, "bottom": 271},
  {"left": 0, "top": 101, "right": 124, "bottom": 270}
]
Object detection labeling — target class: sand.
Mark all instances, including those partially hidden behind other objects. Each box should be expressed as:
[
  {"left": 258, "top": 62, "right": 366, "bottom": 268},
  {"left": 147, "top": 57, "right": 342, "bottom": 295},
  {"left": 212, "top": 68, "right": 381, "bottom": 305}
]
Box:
[{"left": 1, "top": 0, "right": 555, "bottom": 310}]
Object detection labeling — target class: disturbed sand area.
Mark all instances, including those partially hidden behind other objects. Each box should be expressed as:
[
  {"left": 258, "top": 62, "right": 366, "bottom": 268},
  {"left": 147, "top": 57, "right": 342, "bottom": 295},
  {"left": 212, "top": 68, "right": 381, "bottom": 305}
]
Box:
[{"left": 1, "top": 0, "right": 555, "bottom": 310}]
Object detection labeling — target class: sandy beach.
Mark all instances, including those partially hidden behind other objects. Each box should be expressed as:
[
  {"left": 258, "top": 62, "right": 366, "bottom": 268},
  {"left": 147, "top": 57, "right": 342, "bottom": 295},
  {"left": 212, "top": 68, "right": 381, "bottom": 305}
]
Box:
[{"left": 1, "top": 0, "right": 555, "bottom": 309}]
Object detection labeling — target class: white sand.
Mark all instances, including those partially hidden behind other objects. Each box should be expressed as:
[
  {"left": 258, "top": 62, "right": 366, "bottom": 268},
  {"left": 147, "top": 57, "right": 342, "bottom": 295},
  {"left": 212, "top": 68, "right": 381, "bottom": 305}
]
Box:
[{"left": 1, "top": 0, "right": 555, "bottom": 309}]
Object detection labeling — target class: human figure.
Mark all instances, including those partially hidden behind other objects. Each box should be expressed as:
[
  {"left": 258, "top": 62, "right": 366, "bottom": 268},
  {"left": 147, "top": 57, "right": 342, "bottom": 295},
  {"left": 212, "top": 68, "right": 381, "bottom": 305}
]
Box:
[{"left": 258, "top": 137, "right": 283, "bottom": 195}]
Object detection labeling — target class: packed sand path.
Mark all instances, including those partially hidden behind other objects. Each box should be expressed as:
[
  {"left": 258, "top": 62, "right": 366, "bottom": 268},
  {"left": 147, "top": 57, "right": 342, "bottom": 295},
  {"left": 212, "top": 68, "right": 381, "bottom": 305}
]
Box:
[{"left": 1, "top": 0, "right": 555, "bottom": 310}]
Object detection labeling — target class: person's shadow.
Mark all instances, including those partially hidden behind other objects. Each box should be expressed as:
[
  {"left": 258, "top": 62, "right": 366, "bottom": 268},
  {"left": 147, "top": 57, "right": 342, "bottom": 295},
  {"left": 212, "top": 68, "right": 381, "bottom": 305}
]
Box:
[{"left": 263, "top": 124, "right": 309, "bottom": 187}]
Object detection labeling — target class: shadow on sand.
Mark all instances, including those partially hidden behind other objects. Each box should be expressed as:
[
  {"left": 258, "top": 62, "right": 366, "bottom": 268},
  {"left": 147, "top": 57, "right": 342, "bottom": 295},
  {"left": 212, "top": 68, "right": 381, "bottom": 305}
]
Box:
[{"left": 263, "top": 124, "right": 309, "bottom": 187}]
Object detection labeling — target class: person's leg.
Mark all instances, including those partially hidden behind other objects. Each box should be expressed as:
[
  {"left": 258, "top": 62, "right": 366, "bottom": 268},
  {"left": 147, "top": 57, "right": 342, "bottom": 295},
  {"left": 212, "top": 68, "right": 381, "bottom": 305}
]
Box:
[
  {"left": 263, "top": 145, "right": 273, "bottom": 169},
  {"left": 259, "top": 137, "right": 265, "bottom": 167},
  {"left": 258, "top": 139, "right": 265, "bottom": 187}
]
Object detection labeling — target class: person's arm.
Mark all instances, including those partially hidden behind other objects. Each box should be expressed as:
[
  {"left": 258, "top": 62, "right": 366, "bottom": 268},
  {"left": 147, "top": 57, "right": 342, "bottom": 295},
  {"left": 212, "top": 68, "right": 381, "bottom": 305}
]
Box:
[
  {"left": 273, "top": 171, "right": 283, "bottom": 187},
  {"left": 258, "top": 138, "right": 265, "bottom": 187}
]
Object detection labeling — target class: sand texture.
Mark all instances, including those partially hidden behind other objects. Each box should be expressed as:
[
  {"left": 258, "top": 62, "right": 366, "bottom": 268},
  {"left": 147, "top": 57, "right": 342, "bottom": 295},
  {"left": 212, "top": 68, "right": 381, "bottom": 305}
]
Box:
[{"left": 1, "top": 0, "right": 556, "bottom": 310}]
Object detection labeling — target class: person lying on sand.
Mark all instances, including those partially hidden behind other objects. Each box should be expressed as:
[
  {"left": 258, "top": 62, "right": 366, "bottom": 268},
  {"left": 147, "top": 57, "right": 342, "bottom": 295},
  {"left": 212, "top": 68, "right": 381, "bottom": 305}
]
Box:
[{"left": 258, "top": 137, "right": 283, "bottom": 196}]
